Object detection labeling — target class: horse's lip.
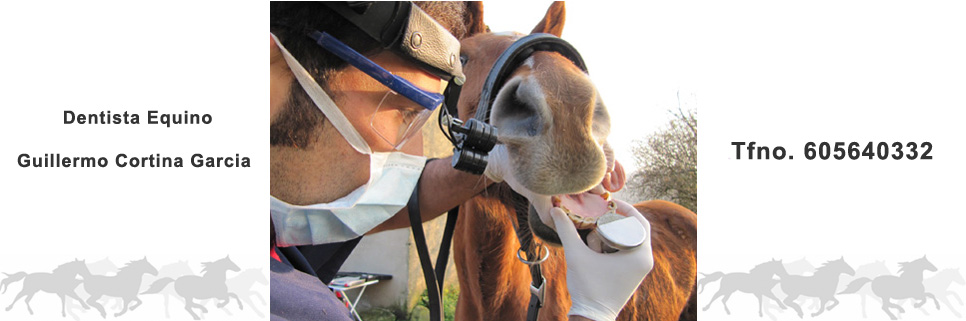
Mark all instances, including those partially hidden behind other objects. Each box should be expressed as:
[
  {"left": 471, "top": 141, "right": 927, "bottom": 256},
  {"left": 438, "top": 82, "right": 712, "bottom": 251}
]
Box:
[{"left": 551, "top": 189, "right": 612, "bottom": 229}]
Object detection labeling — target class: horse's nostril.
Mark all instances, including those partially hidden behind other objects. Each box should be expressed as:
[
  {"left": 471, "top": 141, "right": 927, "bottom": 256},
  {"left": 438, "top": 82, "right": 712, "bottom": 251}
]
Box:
[{"left": 493, "top": 80, "right": 544, "bottom": 137}]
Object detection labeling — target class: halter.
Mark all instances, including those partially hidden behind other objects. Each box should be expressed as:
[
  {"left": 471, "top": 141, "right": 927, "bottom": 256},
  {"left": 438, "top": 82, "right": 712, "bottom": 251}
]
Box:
[
  {"left": 444, "top": 33, "right": 588, "bottom": 175},
  {"left": 412, "top": 33, "right": 589, "bottom": 321}
]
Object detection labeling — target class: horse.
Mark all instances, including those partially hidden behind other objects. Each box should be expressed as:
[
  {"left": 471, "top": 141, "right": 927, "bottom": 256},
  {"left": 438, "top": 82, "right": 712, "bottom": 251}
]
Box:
[
  {"left": 83, "top": 257, "right": 158, "bottom": 318},
  {"left": 153, "top": 260, "right": 195, "bottom": 318},
  {"left": 839, "top": 256, "right": 940, "bottom": 320},
  {"left": 221, "top": 268, "right": 269, "bottom": 318},
  {"left": 4, "top": 259, "right": 92, "bottom": 317},
  {"left": 141, "top": 256, "right": 243, "bottom": 320},
  {"left": 450, "top": 2, "right": 697, "bottom": 320},
  {"left": 915, "top": 268, "right": 965, "bottom": 317},
  {"left": 853, "top": 260, "right": 891, "bottom": 318},
  {"left": 700, "top": 259, "right": 788, "bottom": 317},
  {"left": 778, "top": 257, "right": 854, "bottom": 318},
  {"left": 764, "top": 257, "right": 818, "bottom": 320}
]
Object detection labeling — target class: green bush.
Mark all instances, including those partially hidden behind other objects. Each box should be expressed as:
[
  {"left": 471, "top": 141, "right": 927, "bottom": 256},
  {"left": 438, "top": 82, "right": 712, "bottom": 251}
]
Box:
[{"left": 416, "top": 286, "right": 459, "bottom": 321}]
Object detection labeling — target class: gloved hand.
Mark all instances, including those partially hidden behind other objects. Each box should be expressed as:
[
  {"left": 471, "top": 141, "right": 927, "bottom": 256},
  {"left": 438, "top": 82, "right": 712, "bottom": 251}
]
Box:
[
  {"left": 483, "top": 144, "right": 510, "bottom": 183},
  {"left": 550, "top": 200, "right": 654, "bottom": 321},
  {"left": 483, "top": 145, "right": 555, "bottom": 223}
]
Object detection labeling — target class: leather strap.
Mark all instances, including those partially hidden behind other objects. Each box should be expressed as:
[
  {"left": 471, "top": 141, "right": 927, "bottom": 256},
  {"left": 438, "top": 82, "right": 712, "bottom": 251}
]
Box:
[
  {"left": 409, "top": 174, "right": 460, "bottom": 321},
  {"left": 408, "top": 178, "right": 443, "bottom": 321}
]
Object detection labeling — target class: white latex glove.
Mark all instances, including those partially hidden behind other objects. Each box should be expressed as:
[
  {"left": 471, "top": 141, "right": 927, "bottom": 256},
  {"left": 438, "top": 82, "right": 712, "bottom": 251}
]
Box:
[
  {"left": 483, "top": 144, "right": 510, "bottom": 183},
  {"left": 483, "top": 145, "right": 555, "bottom": 223},
  {"left": 550, "top": 200, "right": 654, "bottom": 321}
]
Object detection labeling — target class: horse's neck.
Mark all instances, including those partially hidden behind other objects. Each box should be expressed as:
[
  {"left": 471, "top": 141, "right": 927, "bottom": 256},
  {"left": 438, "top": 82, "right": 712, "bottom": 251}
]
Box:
[
  {"left": 750, "top": 269, "right": 779, "bottom": 280},
  {"left": 901, "top": 270, "right": 924, "bottom": 282},
  {"left": 456, "top": 194, "right": 540, "bottom": 318},
  {"left": 53, "top": 270, "right": 82, "bottom": 280},
  {"left": 116, "top": 269, "right": 145, "bottom": 280},
  {"left": 204, "top": 270, "right": 227, "bottom": 282}
]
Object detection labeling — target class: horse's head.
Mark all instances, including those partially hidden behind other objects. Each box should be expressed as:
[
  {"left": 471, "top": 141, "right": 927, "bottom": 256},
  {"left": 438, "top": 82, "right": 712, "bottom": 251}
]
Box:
[
  {"left": 221, "top": 255, "right": 241, "bottom": 272},
  {"left": 899, "top": 255, "right": 938, "bottom": 275},
  {"left": 953, "top": 268, "right": 965, "bottom": 285},
  {"left": 918, "top": 255, "right": 938, "bottom": 272},
  {"left": 57, "top": 258, "right": 92, "bottom": 278},
  {"left": 751, "top": 259, "right": 788, "bottom": 277},
  {"left": 458, "top": 2, "right": 624, "bottom": 245},
  {"left": 128, "top": 257, "right": 158, "bottom": 276},
  {"left": 825, "top": 257, "right": 855, "bottom": 276}
]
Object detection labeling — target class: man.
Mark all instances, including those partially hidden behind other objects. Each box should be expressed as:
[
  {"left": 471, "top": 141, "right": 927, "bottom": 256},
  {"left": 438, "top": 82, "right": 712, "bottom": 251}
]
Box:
[{"left": 269, "top": 2, "right": 652, "bottom": 321}]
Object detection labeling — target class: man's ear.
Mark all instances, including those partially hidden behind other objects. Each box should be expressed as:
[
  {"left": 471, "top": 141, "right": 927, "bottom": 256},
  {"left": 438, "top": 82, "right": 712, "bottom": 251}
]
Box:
[{"left": 270, "top": 34, "right": 282, "bottom": 63}]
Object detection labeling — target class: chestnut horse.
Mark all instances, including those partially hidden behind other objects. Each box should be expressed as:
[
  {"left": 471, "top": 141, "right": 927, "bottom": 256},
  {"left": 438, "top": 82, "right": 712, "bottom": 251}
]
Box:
[{"left": 451, "top": 2, "right": 697, "bottom": 321}]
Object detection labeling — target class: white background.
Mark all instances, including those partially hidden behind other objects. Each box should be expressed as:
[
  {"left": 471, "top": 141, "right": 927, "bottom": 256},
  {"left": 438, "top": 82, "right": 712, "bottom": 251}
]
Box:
[
  {"left": 0, "top": 1, "right": 266, "bottom": 320},
  {"left": 2, "top": 1, "right": 965, "bottom": 321}
]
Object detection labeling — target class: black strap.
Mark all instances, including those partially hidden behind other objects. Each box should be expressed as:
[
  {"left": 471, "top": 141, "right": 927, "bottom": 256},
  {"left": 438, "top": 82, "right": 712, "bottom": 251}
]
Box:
[
  {"left": 435, "top": 207, "right": 459, "bottom": 290},
  {"left": 510, "top": 195, "right": 545, "bottom": 321},
  {"left": 474, "top": 33, "right": 588, "bottom": 123},
  {"left": 409, "top": 177, "right": 461, "bottom": 321}
]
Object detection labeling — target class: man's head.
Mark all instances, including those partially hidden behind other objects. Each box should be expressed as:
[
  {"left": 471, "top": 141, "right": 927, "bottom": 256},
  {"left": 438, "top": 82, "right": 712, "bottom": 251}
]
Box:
[
  {"left": 270, "top": 2, "right": 468, "bottom": 150},
  {"left": 270, "top": 2, "right": 469, "bottom": 205}
]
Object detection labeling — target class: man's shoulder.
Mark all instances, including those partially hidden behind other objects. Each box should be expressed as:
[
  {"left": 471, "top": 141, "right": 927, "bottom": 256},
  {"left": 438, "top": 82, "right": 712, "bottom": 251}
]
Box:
[{"left": 270, "top": 259, "right": 352, "bottom": 321}]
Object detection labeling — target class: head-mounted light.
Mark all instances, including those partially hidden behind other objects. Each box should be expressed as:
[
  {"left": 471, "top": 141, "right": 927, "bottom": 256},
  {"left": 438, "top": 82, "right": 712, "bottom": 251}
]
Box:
[{"left": 323, "top": 2, "right": 465, "bottom": 85}]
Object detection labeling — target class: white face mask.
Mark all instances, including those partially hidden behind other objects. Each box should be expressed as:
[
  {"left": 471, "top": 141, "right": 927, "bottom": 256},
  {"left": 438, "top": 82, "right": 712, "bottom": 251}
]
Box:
[{"left": 271, "top": 34, "right": 427, "bottom": 246}]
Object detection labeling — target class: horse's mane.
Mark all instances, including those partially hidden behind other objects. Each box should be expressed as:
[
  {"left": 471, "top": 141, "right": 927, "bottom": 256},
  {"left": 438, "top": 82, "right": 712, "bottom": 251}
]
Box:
[
  {"left": 118, "top": 259, "right": 144, "bottom": 273},
  {"left": 750, "top": 260, "right": 777, "bottom": 274},
  {"left": 814, "top": 259, "right": 842, "bottom": 275},
  {"left": 53, "top": 260, "right": 80, "bottom": 273},
  {"left": 897, "top": 259, "right": 922, "bottom": 275},
  {"left": 201, "top": 261, "right": 216, "bottom": 274},
  {"left": 201, "top": 258, "right": 233, "bottom": 274}
]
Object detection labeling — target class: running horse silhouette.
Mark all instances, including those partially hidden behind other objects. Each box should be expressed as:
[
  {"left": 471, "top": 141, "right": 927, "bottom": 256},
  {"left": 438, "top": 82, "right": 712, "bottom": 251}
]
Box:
[
  {"left": 701, "top": 259, "right": 788, "bottom": 317},
  {"left": 779, "top": 257, "right": 854, "bottom": 318},
  {"left": 220, "top": 268, "right": 269, "bottom": 318},
  {"left": 451, "top": 2, "right": 697, "bottom": 320},
  {"left": 141, "top": 256, "right": 243, "bottom": 320},
  {"left": 910, "top": 268, "right": 964, "bottom": 318},
  {"left": 839, "top": 255, "right": 940, "bottom": 320},
  {"left": 4, "top": 259, "right": 92, "bottom": 317},
  {"left": 83, "top": 257, "right": 158, "bottom": 318},
  {"left": 154, "top": 260, "right": 195, "bottom": 318},
  {"left": 853, "top": 260, "right": 891, "bottom": 318}
]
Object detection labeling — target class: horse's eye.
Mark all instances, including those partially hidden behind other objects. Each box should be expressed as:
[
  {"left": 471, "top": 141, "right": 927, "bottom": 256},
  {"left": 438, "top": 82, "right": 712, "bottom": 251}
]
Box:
[{"left": 459, "top": 54, "right": 468, "bottom": 66}]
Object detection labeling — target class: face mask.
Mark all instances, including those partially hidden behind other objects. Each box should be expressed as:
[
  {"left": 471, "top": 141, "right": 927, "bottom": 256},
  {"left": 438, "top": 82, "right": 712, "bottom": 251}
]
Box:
[{"left": 271, "top": 34, "right": 427, "bottom": 246}]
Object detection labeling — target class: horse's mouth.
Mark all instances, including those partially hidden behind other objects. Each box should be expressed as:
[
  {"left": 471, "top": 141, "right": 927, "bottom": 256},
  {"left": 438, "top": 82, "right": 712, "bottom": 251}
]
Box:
[
  {"left": 552, "top": 186, "right": 614, "bottom": 230},
  {"left": 527, "top": 158, "right": 627, "bottom": 246}
]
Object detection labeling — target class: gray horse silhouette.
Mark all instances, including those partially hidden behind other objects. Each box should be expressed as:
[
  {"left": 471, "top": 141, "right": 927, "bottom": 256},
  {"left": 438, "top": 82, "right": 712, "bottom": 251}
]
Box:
[
  {"left": 761, "top": 257, "right": 818, "bottom": 320},
  {"left": 220, "top": 268, "right": 268, "bottom": 318},
  {"left": 702, "top": 259, "right": 789, "bottom": 316},
  {"left": 779, "top": 257, "right": 855, "bottom": 318},
  {"left": 152, "top": 260, "right": 194, "bottom": 318},
  {"left": 853, "top": 260, "right": 891, "bottom": 318},
  {"left": 4, "top": 259, "right": 92, "bottom": 317},
  {"left": 84, "top": 257, "right": 158, "bottom": 318},
  {"left": 907, "top": 268, "right": 965, "bottom": 318},
  {"left": 840, "top": 256, "right": 939, "bottom": 320},
  {"left": 141, "top": 256, "right": 242, "bottom": 320}
]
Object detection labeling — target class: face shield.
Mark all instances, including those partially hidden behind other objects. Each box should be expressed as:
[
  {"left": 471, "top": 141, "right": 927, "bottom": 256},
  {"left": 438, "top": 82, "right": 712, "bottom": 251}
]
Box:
[
  {"left": 308, "top": 2, "right": 465, "bottom": 150},
  {"left": 312, "top": 31, "right": 444, "bottom": 149}
]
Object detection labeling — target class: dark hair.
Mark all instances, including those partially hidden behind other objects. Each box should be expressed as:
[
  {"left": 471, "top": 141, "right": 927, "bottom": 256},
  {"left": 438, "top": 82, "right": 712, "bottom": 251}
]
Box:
[{"left": 270, "top": 2, "right": 467, "bottom": 148}]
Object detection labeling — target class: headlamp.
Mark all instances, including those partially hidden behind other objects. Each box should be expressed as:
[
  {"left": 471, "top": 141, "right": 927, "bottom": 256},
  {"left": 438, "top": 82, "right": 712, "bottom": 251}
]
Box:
[{"left": 323, "top": 2, "right": 465, "bottom": 85}]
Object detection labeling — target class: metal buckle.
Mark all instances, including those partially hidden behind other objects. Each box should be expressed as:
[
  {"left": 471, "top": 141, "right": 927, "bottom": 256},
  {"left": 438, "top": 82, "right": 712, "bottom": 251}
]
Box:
[
  {"left": 516, "top": 244, "right": 550, "bottom": 266},
  {"left": 530, "top": 275, "right": 547, "bottom": 306}
]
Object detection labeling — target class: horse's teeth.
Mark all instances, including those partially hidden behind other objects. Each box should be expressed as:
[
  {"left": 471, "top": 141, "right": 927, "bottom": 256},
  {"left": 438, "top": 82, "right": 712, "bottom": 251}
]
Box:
[{"left": 589, "top": 184, "right": 605, "bottom": 195}]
